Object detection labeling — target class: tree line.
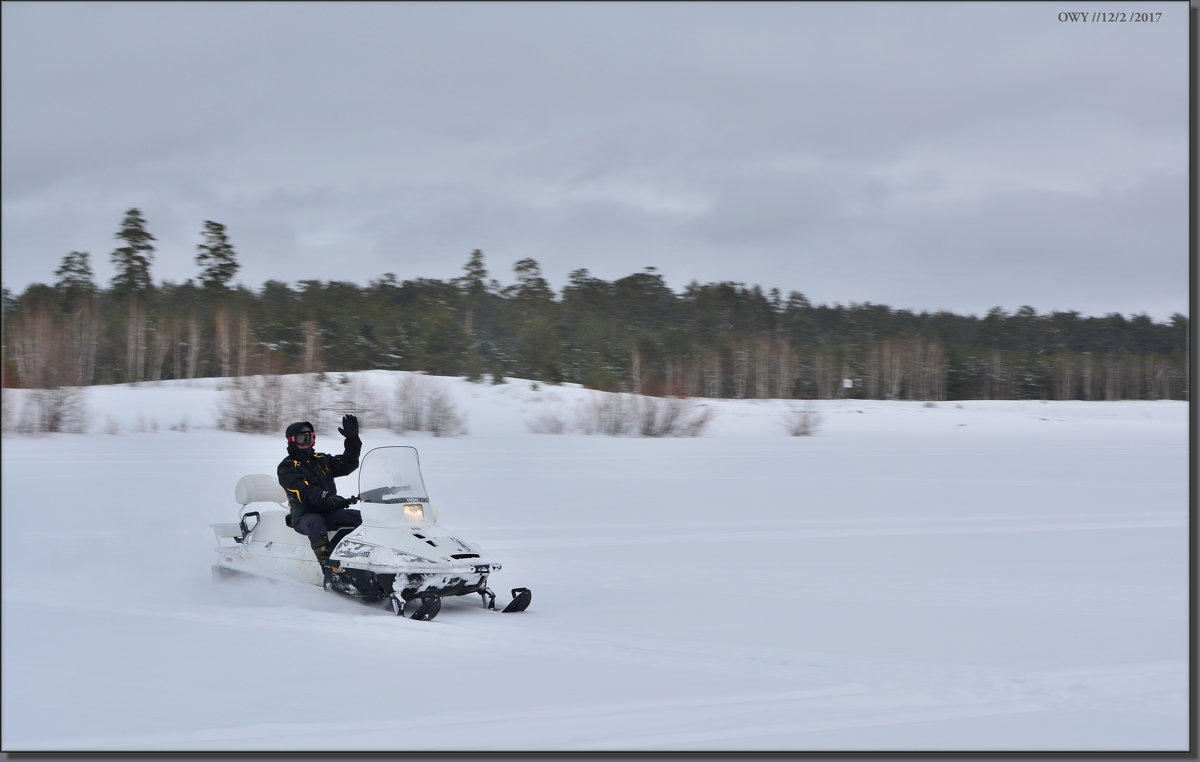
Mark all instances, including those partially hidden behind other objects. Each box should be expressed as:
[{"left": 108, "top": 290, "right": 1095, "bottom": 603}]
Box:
[{"left": 2, "top": 208, "right": 1189, "bottom": 401}]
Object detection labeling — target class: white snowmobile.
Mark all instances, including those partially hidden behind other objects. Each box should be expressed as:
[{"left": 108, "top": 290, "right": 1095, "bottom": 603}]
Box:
[{"left": 211, "top": 445, "right": 531, "bottom": 621}]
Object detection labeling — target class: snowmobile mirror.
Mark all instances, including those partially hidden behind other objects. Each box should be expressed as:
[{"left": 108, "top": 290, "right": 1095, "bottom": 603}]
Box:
[{"left": 239, "top": 511, "right": 260, "bottom": 537}]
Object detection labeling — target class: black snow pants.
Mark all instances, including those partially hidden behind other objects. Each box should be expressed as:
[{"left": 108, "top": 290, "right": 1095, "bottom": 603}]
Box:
[{"left": 293, "top": 509, "right": 363, "bottom": 548}]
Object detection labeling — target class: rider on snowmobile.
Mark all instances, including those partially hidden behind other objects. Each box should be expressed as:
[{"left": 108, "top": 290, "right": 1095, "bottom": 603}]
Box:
[{"left": 277, "top": 415, "right": 363, "bottom": 572}]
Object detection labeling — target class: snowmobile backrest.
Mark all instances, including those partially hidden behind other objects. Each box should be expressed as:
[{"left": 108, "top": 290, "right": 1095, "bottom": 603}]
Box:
[{"left": 235, "top": 474, "right": 287, "bottom": 507}]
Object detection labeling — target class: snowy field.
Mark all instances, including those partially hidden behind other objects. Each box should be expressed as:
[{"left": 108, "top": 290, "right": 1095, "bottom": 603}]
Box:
[{"left": 1, "top": 373, "right": 1191, "bottom": 753}]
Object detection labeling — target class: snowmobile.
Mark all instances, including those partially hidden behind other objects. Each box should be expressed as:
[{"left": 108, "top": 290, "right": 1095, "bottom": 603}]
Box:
[{"left": 211, "top": 445, "right": 531, "bottom": 621}]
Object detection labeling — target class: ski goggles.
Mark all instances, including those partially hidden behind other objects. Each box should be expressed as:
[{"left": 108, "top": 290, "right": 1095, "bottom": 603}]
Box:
[{"left": 288, "top": 430, "right": 316, "bottom": 447}]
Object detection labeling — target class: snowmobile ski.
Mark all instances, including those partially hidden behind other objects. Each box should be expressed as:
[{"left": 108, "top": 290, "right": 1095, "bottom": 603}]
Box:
[
  {"left": 406, "top": 594, "right": 442, "bottom": 621},
  {"left": 391, "top": 591, "right": 441, "bottom": 620},
  {"left": 501, "top": 587, "right": 532, "bottom": 613}
]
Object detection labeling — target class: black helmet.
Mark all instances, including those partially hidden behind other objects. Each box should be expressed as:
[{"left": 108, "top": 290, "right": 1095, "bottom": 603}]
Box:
[{"left": 285, "top": 421, "right": 315, "bottom": 449}]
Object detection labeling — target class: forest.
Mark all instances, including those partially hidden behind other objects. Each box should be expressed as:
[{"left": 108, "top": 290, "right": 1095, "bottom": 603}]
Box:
[{"left": 2, "top": 208, "right": 1190, "bottom": 403}]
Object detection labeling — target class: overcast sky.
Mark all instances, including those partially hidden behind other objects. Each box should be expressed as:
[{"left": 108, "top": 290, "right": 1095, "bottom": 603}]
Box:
[{"left": 1, "top": 1, "right": 1190, "bottom": 319}]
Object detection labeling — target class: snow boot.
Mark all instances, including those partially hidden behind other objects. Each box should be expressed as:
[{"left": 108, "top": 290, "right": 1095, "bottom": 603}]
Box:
[
  {"left": 311, "top": 538, "right": 333, "bottom": 565},
  {"left": 312, "top": 539, "right": 341, "bottom": 588}
]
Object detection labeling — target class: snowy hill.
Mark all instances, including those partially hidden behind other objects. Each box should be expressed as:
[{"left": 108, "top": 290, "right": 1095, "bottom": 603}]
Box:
[{"left": 0, "top": 373, "right": 1190, "bottom": 752}]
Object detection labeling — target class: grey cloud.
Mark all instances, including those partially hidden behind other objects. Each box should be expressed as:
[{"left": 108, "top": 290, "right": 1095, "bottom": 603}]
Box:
[{"left": 1, "top": 1, "right": 1188, "bottom": 319}]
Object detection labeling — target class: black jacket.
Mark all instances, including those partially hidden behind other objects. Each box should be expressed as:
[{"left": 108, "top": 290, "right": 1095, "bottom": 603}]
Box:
[{"left": 277, "top": 437, "right": 361, "bottom": 521}]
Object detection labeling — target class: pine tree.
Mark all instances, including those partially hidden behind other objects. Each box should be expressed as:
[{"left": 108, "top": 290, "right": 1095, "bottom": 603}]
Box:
[
  {"left": 458, "top": 249, "right": 488, "bottom": 327},
  {"left": 110, "top": 208, "right": 156, "bottom": 294},
  {"left": 110, "top": 208, "right": 156, "bottom": 382},
  {"left": 518, "top": 315, "right": 564, "bottom": 384},
  {"left": 508, "top": 258, "right": 555, "bottom": 311},
  {"left": 54, "top": 251, "right": 96, "bottom": 306},
  {"left": 195, "top": 221, "right": 242, "bottom": 377},
  {"left": 419, "top": 303, "right": 470, "bottom": 376},
  {"left": 53, "top": 251, "right": 100, "bottom": 385},
  {"left": 195, "top": 220, "right": 240, "bottom": 292},
  {"left": 456, "top": 249, "right": 490, "bottom": 374}
]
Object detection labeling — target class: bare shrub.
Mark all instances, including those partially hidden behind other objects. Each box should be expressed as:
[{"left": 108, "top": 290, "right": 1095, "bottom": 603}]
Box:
[
  {"left": 637, "top": 396, "right": 713, "bottom": 437},
  {"left": 389, "top": 374, "right": 466, "bottom": 437},
  {"left": 220, "top": 372, "right": 394, "bottom": 436},
  {"left": 526, "top": 410, "right": 568, "bottom": 434},
  {"left": 53, "top": 387, "right": 91, "bottom": 433},
  {"left": 1, "top": 389, "right": 16, "bottom": 433},
  {"left": 5, "top": 387, "right": 90, "bottom": 434},
  {"left": 576, "top": 393, "right": 635, "bottom": 436},
  {"left": 219, "top": 374, "right": 288, "bottom": 433},
  {"left": 338, "top": 375, "right": 389, "bottom": 431},
  {"left": 392, "top": 374, "right": 425, "bottom": 432},
  {"left": 576, "top": 393, "right": 712, "bottom": 437},
  {"left": 426, "top": 385, "right": 467, "bottom": 437},
  {"left": 289, "top": 373, "right": 330, "bottom": 430},
  {"left": 302, "top": 373, "right": 386, "bottom": 433},
  {"left": 782, "top": 405, "right": 822, "bottom": 436},
  {"left": 58, "top": 388, "right": 89, "bottom": 433}
]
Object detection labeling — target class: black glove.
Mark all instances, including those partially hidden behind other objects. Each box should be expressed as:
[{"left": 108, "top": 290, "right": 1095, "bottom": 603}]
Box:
[
  {"left": 323, "top": 493, "right": 351, "bottom": 510},
  {"left": 338, "top": 414, "right": 359, "bottom": 440}
]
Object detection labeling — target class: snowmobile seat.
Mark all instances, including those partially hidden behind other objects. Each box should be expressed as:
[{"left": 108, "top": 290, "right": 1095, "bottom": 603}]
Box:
[
  {"left": 213, "top": 476, "right": 286, "bottom": 545},
  {"left": 235, "top": 474, "right": 287, "bottom": 508},
  {"left": 225, "top": 474, "right": 302, "bottom": 545},
  {"left": 229, "top": 475, "right": 356, "bottom": 546}
]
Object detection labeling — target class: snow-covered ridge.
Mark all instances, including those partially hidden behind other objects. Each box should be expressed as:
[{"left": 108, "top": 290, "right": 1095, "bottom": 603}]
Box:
[{"left": 2, "top": 369, "right": 1188, "bottom": 439}]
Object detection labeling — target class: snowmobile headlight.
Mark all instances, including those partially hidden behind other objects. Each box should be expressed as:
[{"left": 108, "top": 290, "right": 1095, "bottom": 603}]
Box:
[{"left": 403, "top": 503, "right": 428, "bottom": 523}]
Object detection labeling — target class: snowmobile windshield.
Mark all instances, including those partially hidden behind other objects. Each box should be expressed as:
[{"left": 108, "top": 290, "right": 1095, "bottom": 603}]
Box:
[{"left": 357, "top": 446, "right": 430, "bottom": 505}]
